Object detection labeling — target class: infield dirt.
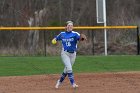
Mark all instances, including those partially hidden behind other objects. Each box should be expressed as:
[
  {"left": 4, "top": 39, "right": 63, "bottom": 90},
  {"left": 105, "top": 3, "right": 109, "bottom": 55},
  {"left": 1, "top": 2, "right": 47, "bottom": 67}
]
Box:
[{"left": 0, "top": 72, "right": 140, "bottom": 93}]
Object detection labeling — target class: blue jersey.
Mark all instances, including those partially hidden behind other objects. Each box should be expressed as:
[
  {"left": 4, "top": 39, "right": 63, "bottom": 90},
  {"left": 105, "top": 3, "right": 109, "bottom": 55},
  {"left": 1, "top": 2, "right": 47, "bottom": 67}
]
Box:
[{"left": 55, "top": 31, "right": 80, "bottom": 52}]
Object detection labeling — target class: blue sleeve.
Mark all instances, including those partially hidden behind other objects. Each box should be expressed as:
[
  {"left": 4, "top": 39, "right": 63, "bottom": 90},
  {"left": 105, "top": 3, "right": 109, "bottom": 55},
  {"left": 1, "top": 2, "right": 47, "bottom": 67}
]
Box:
[
  {"left": 76, "top": 32, "right": 80, "bottom": 40},
  {"left": 55, "top": 32, "right": 62, "bottom": 41}
]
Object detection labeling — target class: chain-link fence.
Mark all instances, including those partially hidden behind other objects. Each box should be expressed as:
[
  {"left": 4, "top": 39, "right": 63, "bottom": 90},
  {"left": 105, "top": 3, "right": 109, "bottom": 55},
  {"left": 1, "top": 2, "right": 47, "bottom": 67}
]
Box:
[{"left": 0, "top": 27, "right": 138, "bottom": 56}]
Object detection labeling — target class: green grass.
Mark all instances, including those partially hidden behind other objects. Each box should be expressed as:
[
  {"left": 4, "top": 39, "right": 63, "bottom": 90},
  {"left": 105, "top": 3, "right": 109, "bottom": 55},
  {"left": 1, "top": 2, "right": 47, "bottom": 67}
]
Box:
[{"left": 0, "top": 55, "right": 140, "bottom": 76}]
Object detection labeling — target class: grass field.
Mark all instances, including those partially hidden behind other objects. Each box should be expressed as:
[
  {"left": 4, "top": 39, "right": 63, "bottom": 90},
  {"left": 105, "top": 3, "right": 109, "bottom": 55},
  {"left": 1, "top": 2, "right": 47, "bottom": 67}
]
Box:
[{"left": 0, "top": 55, "right": 140, "bottom": 76}]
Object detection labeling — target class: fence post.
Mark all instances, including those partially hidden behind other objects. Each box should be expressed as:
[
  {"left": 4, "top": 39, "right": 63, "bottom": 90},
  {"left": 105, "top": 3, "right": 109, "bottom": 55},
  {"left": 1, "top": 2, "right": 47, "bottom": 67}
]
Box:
[
  {"left": 137, "top": 26, "right": 140, "bottom": 55},
  {"left": 92, "top": 30, "right": 95, "bottom": 55},
  {"left": 44, "top": 30, "right": 47, "bottom": 56}
]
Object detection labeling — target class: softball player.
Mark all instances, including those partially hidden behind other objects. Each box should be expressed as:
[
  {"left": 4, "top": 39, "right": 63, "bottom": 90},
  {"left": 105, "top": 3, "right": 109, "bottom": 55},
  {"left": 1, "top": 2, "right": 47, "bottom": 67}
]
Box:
[{"left": 52, "top": 21, "right": 87, "bottom": 88}]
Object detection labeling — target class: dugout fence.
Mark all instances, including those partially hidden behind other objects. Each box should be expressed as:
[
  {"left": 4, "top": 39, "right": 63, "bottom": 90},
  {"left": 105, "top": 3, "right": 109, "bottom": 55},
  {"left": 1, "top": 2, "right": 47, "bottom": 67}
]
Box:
[{"left": 0, "top": 26, "right": 139, "bottom": 56}]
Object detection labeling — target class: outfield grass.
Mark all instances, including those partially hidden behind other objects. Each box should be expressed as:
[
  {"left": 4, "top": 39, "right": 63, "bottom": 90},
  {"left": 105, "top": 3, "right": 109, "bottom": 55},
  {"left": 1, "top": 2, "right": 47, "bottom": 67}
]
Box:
[{"left": 0, "top": 55, "right": 140, "bottom": 76}]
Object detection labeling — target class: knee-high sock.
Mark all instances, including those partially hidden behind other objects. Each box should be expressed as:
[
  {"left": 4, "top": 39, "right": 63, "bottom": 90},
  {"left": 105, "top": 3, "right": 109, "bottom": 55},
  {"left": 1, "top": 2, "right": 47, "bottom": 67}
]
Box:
[
  {"left": 59, "top": 72, "right": 67, "bottom": 83},
  {"left": 68, "top": 72, "right": 75, "bottom": 85}
]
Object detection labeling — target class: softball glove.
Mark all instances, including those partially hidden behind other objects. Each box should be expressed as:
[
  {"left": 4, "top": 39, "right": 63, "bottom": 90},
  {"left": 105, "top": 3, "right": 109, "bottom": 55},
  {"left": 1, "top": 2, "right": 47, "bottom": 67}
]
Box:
[{"left": 80, "top": 34, "right": 87, "bottom": 41}]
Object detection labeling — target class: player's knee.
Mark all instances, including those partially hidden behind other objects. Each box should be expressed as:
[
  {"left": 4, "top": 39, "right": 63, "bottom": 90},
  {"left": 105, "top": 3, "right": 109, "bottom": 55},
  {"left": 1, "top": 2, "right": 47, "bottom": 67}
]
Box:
[
  {"left": 67, "top": 69, "right": 72, "bottom": 73},
  {"left": 66, "top": 67, "right": 72, "bottom": 73}
]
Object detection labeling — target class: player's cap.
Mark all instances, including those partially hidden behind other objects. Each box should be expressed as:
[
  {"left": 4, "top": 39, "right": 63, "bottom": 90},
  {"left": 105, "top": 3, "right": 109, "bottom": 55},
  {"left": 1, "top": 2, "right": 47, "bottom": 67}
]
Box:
[{"left": 66, "top": 21, "right": 73, "bottom": 26}]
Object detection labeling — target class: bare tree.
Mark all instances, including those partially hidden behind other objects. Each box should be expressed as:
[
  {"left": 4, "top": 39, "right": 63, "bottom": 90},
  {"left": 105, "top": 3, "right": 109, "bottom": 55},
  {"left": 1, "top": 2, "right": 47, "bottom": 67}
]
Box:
[
  {"left": 59, "top": 0, "right": 62, "bottom": 25},
  {"left": 70, "top": 0, "right": 74, "bottom": 20}
]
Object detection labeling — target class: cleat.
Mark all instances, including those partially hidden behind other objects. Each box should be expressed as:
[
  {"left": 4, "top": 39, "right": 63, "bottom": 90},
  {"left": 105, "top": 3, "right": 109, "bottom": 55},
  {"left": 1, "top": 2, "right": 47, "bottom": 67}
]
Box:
[
  {"left": 72, "top": 83, "right": 78, "bottom": 88},
  {"left": 55, "top": 80, "right": 61, "bottom": 89}
]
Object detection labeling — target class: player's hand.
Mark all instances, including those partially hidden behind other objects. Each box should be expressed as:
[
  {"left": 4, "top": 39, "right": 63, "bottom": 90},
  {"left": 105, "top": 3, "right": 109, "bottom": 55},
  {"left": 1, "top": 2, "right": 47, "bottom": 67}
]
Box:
[{"left": 52, "top": 38, "right": 57, "bottom": 44}]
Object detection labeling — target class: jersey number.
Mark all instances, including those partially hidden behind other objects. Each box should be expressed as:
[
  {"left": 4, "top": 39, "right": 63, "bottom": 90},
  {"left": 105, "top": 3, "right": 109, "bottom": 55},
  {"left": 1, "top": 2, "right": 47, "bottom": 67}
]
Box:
[{"left": 66, "top": 42, "right": 71, "bottom": 46}]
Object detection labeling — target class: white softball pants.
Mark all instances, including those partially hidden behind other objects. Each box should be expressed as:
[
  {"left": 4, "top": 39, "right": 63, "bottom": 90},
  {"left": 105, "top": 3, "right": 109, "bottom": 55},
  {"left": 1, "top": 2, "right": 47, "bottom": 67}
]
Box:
[{"left": 61, "top": 50, "right": 76, "bottom": 73}]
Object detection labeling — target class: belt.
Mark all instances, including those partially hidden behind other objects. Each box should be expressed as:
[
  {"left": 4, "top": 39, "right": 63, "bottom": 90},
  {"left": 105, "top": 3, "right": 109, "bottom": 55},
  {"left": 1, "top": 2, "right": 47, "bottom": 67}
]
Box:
[{"left": 64, "top": 50, "right": 75, "bottom": 53}]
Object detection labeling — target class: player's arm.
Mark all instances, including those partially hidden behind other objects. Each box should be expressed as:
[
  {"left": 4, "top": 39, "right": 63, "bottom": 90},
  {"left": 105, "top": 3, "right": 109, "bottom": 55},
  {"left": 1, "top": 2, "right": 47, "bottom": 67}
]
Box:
[{"left": 52, "top": 32, "right": 62, "bottom": 44}]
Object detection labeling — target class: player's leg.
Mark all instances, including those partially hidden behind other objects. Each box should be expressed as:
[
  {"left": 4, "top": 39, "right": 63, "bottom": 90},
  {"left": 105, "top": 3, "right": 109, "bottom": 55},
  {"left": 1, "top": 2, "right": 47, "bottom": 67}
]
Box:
[
  {"left": 70, "top": 52, "right": 76, "bottom": 66},
  {"left": 55, "top": 71, "right": 67, "bottom": 88},
  {"left": 69, "top": 52, "right": 78, "bottom": 88},
  {"left": 59, "top": 70, "right": 67, "bottom": 83},
  {"left": 59, "top": 51, "right": 72, "bottom": 83},
  {"left": 55, "top": 51, "right": 70, "bottom": 88},
  {"left": 61, "top": 51, "right": 77, "bottom": 88}
]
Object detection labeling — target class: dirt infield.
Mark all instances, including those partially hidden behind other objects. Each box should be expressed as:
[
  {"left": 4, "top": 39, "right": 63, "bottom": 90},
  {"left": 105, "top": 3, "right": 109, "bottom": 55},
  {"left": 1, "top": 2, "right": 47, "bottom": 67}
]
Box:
[{"left": 0, "top": 72, "right": 140, "bottom": 93}]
